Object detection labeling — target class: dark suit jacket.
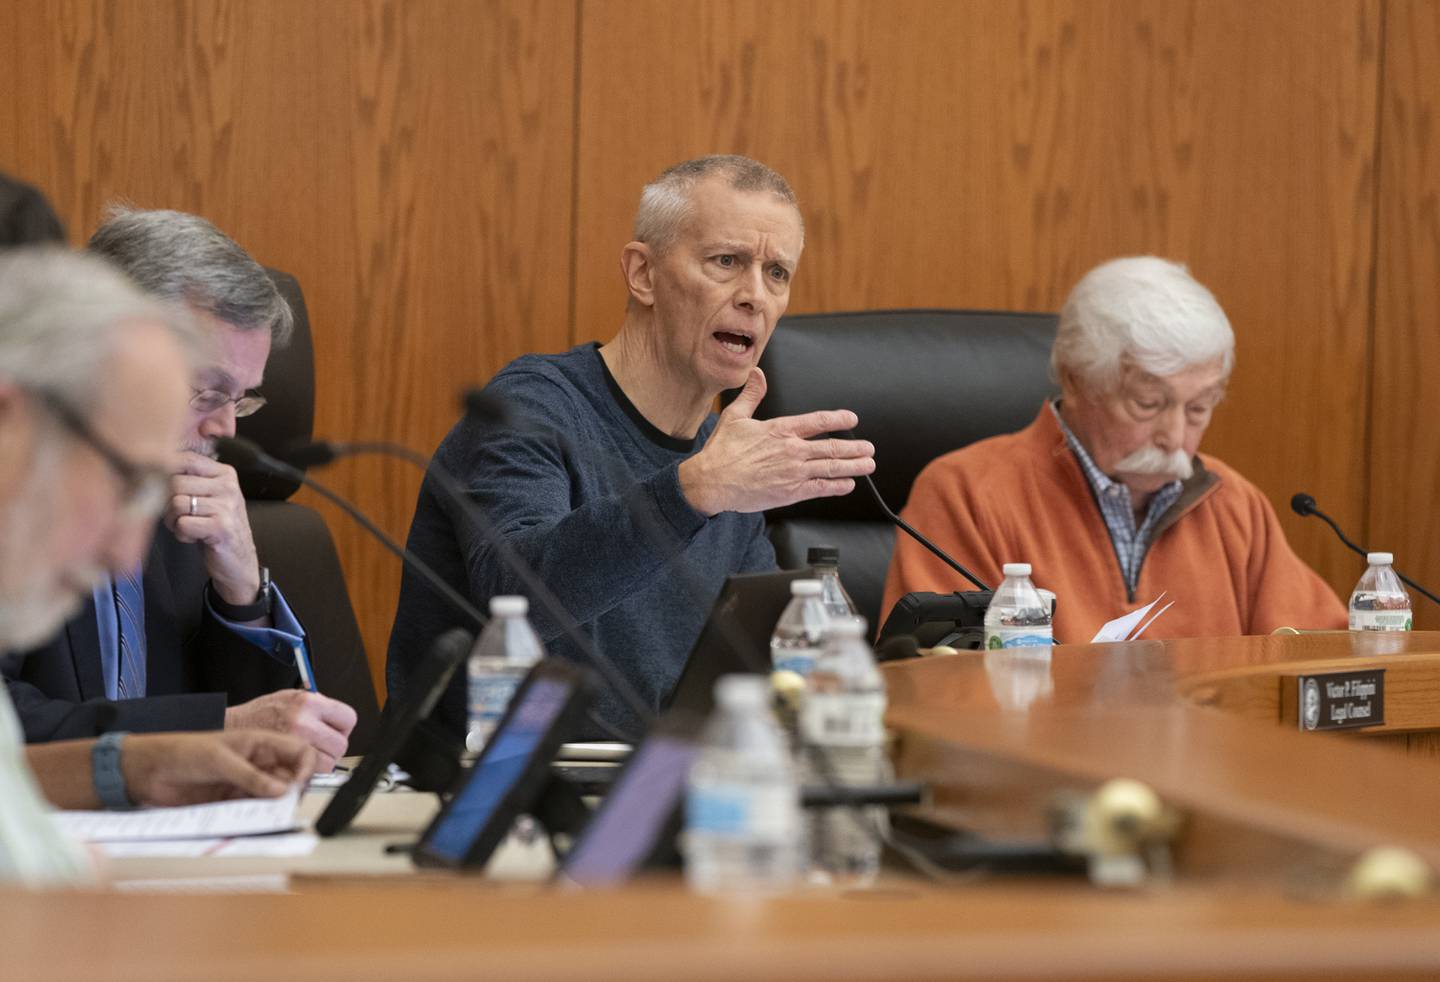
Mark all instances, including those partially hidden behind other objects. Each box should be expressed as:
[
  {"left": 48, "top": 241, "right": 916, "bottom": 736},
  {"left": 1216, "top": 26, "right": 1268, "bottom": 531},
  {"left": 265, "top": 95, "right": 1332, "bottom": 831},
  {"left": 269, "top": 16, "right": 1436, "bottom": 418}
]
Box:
[{"left": 1, "top": 528, "right": 300, "bottom": 741}]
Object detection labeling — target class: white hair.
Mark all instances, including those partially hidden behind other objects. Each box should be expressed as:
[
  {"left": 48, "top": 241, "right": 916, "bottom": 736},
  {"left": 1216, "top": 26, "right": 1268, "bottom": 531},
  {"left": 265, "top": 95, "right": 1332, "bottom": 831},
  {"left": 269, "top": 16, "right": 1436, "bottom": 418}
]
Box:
[
  {"left": 1051, "top": 256, "right": 1234, "bottom": 393},
  {"left": 633, "top": 155, "right": 803, "bottom": 254},
  {"left": 0, "top": 247, "right": 201, "bottom": 417}
]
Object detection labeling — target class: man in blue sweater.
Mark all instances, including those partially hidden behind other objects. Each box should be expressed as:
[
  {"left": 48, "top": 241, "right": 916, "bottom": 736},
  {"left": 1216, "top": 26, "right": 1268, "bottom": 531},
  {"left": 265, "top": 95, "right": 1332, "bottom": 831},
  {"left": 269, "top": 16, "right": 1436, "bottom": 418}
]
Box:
[{"left": 387, "top": 155, "right": 875, "bottom": 738}]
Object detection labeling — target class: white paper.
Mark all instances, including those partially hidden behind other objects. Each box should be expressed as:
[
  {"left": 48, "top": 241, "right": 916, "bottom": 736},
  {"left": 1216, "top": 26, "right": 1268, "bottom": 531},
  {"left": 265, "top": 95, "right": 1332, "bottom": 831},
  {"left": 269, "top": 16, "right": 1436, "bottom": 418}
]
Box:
[
  {"left": 53, "top": 785, "right": 302, "bottom": 843},
  {"left": 96, "top": 832, "right": 318, "bottom": 859},
  {"left": 1090, "top": 593, "right": 1170, "bottom": 643}
]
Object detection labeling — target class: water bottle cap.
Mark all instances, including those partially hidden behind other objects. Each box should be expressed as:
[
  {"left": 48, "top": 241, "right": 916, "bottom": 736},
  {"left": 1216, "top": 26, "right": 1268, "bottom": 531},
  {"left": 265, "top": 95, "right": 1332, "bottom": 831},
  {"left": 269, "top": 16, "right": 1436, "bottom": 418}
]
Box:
[
  {"left": 806, "top": 545, "right": 840, "bottom": 565},
  {"left": 790, "top": 579, "right": 822, "bottom": 596},
  {"left": 714, "top": 674, "right": 768, "bottom": 709},
  {"left": 1002, "top": 563, "right": 1032, "bottom": 577},
  {"left": 489, "top": 595, "right": 529, "bottom": 616},
  {"left": 825, "top": 615, "right": 868, "bottom": 638},
  {"left": 1367, "top": 552, "right": 1394, "bottom": 566}
]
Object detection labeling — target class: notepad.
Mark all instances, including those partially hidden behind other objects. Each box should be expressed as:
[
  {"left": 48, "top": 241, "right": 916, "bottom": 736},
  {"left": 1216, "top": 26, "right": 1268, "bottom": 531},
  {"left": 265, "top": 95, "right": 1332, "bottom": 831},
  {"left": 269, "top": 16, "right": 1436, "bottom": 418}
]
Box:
[{"left": 52, "top": 785, "right": 303, "bottom": 843}]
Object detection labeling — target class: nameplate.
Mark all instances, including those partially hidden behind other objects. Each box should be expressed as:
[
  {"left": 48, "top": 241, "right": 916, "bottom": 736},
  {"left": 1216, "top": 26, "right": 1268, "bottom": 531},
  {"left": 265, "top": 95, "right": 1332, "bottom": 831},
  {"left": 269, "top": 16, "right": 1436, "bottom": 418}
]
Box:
[{"left": 1296, "top": 669, "right": 1385, "bottom": 731}]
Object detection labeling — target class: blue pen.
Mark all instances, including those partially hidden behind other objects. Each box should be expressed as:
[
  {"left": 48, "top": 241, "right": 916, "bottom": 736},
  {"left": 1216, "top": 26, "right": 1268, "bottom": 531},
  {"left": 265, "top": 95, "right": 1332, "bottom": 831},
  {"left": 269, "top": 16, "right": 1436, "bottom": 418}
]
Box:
[{"left": 293, "top": 643, "right": 318, "bottom": 693}]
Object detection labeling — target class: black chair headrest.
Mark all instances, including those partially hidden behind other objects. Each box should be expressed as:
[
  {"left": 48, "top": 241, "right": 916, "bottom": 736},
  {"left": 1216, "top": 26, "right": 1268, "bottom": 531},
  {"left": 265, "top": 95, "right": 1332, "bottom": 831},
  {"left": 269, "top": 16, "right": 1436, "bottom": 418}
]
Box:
[
  {"left": 749, "top": 309, "right": 1059, "bottom": 522},
  {"left": 234, "top": 268, "right": 315, "bottom": 501}
]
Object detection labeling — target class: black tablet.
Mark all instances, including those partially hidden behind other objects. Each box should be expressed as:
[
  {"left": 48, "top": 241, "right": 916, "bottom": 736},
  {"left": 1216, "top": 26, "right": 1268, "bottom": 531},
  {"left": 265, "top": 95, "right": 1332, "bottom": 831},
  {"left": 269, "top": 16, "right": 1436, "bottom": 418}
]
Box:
[
  {"left": 314, "top": 628, "right": 474, "bottom": 837},
  {"left": 559, "top": 712, "right": 703, "bottom": 887},
  {"left": 413, "top": 658, "right": 594, "bottom": 870}
]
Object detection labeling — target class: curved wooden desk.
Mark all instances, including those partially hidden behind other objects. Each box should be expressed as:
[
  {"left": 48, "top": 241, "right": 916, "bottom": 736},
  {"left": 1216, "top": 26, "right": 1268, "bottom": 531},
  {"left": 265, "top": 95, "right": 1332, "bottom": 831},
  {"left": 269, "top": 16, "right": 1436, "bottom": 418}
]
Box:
[
  {"left": 882, "top": 631, "right": 1440, "bottom": 871},
  {"left": 4, "top": 632, "right": 1440, "bottom": 981}
]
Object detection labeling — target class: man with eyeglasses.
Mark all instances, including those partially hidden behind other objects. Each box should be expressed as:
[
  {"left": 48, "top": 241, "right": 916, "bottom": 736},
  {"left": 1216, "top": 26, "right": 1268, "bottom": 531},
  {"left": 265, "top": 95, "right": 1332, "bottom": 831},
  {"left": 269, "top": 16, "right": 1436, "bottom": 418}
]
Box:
[
  {"left": 882, "top": 256, "right": 1345, "bottom": 643},
  {"left": 3, "top": 208, "right": 356, "bottom": 771},
  {"left": 0, "top": 248, "right": 316, "bottom": 884}
]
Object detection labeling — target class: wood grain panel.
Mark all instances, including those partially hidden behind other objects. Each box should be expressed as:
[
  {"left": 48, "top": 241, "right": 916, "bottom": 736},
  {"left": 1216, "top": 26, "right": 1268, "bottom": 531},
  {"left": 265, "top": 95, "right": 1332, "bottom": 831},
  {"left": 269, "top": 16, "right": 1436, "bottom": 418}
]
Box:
[
  {"left": 0, "top": 0, "right": 577, "bottom": 696},
  {"left": 575, "top": 0, "right": 1379, "bottom": 599},
  {"left": 1371, "top": 0, "right": 1440, "bottom": 630}
]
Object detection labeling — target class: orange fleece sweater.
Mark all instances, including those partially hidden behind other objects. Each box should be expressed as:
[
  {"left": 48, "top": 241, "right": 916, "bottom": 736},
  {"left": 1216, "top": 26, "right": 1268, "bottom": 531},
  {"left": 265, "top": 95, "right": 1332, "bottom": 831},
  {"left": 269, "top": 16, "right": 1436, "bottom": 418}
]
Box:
[{"left": 881, "top": 407, "right": 1347, "bottom": 644}]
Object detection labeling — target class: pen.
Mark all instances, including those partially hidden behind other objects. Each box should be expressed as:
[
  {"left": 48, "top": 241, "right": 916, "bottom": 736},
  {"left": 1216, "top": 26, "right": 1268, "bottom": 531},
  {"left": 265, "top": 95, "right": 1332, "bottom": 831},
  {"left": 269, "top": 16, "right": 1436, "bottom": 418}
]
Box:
[{"left": 294, "top": 643, "right": 318, "bottom": 693}]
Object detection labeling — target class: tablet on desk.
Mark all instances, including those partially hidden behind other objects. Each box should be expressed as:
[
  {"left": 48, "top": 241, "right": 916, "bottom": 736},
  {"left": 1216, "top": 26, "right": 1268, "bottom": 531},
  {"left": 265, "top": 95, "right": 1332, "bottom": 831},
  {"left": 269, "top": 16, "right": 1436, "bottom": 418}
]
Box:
[
  {"left": 559, "top": 712, "right": 703, "bottom": 887},
  {"left": 413, "top": 658, "right": 594, "bottom": 871}
]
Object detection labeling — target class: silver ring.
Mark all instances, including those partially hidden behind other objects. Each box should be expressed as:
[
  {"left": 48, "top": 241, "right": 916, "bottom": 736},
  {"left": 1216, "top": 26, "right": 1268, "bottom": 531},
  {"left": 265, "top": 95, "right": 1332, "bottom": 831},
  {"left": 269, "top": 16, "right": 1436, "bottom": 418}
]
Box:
[{"left": 189, "top": 495, "right": 199, "bottom": 517}]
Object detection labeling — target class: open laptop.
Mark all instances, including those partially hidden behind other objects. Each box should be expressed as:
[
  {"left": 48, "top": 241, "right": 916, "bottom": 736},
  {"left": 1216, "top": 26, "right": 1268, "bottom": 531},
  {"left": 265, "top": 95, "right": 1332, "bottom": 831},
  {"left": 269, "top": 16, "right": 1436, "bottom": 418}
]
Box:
[{"left": 661, "top": 567, "right": 808, "bottom": 718}]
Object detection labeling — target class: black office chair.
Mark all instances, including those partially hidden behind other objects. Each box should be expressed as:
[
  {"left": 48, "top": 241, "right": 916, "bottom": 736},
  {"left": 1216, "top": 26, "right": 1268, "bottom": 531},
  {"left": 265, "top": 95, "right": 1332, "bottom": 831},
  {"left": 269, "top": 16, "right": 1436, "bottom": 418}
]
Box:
[
  {"left": 234, "top": 270, "right": 381, "bottom": 753},
  {"left": 752, "top": 309, "right": 1060, "bottom": 629}
]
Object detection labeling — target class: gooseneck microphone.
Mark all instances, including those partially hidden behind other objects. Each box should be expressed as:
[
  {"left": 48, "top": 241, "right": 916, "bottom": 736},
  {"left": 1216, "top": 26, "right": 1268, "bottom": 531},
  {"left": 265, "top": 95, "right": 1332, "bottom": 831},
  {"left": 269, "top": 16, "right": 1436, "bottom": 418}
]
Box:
[
  {"left": 249, "top": 435, "right": 656, "bottom": 737},
  {"left": 859, "top": 472, "right": 990, "bottom": 593},
  {"left": 1290, "top": 491, "right": 1440, "bottom": 607}
]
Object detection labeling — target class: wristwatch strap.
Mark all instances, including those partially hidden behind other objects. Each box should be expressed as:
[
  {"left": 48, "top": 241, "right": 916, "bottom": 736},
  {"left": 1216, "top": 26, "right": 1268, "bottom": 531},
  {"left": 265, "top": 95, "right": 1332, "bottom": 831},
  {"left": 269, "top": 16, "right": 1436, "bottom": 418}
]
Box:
[
  {"left": 92, "top": 731, "right": 135, "bottom": 810},
  {"left": 209, "top": 566, "right": 272, "bottom": 621}
]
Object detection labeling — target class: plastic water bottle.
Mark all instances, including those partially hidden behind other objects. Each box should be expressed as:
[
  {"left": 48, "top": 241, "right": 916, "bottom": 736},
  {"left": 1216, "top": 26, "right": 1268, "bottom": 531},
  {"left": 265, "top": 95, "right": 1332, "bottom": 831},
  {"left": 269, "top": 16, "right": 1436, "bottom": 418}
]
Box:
[
  {"left": 684, "top": 675, "right": 803, "bottom": 893},
  {"left": 770, "top": 579, "right": 831, "bottom": 678},
  {"left": 1348, "top": 552, "right": 1412, "bottom": 632},
  {"left": 465, "top": 595, "right": 544, "bottom": 753},
  {"left": 983, "top": 563, "right": 1053, "bottom": 649},
  {"left": 808, "top": 545, "right": 858, "bottom": 618},
  {"left": 801, "top": 615, "right": 891, "bottom": 886}
]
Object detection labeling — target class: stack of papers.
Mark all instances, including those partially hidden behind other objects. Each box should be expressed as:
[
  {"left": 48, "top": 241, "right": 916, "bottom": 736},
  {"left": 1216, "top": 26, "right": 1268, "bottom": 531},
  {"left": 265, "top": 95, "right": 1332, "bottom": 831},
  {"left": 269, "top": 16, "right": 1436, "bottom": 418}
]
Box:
[
  {"left": 1090, "top": 594, "right": 1174, "bottom": 643},
  {"left": 52, "top": 785, "right": 311, "bottom": 858}
]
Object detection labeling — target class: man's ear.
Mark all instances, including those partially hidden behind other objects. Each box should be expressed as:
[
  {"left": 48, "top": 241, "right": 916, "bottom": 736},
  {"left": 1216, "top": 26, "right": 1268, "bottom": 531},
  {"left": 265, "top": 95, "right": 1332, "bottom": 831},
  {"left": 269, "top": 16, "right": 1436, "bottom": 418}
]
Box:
[
  {"left": 620, "top": 241, "right": 658, "bottom": 308},
  {"left": 0, "top": 383, "right": 36, "bottom": 500}
]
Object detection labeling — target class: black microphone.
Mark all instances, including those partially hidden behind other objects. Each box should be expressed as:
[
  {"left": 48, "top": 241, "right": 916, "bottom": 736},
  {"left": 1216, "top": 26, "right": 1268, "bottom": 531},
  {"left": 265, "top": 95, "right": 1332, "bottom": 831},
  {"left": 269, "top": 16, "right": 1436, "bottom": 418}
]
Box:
[
  {"left": 1290, "top": 491, "right": 1440, "bottom": 608},
  {"left": 260, "top": 436, "right": 656, "bottom": 738}
]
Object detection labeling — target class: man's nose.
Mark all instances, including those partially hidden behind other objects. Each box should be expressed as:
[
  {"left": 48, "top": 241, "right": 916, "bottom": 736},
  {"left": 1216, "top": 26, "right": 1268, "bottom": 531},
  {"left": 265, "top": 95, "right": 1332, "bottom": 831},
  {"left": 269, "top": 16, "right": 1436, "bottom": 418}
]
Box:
[
  {"left": 1153, "top": 404, "right": 1187, "bottom": 450},
  {"left": 733, "top": 264, "right": 765, "bottom": 313},
  {"left": 197, "top": 403, "right": 237, "bottom": 440}
]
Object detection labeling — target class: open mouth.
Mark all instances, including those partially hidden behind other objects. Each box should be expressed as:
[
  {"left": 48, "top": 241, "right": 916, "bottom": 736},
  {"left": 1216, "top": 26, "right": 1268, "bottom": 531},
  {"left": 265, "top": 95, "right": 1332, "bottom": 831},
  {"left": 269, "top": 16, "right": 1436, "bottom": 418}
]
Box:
[{"left": 713, "top": 330, "right": 755, "bottom": 354}]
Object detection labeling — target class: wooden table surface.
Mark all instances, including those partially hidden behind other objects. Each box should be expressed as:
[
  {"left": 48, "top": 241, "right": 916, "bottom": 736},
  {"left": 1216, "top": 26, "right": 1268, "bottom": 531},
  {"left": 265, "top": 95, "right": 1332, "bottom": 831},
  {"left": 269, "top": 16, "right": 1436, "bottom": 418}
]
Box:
[{"left": 4, "top": 631, "right": 1440, "bottom": 981}]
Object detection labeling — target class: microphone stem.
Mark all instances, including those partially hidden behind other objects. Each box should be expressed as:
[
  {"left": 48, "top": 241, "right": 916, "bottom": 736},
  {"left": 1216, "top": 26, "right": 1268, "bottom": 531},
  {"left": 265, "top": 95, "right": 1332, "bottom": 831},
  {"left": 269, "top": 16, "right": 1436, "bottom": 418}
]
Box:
[
  {"left": 295, "top": 472, "right": 488, "bottom": 630},
  {"left": 860, "top": 474, "right": 990, "bottom": 592},
  {"left": 1314, "top": 507, "right": 1440, "bottom": 609}
]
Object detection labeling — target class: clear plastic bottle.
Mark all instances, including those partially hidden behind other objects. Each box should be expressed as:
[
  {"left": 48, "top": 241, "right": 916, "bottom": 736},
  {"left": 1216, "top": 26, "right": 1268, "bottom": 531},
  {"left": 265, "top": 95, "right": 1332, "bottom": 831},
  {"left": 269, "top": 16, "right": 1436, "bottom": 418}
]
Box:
[
  {"left": 770, "top": 579, "right": 831, "bottom": 678},
  {"left": 465, "top": 595, "right": 545, "bottom": 753},
  {"left": 1348, "top": 552, "right": 1413, "bottom": 632},
  {"left": 983, "top": 563, "right": 1053, "bottom": 649},
  {"left": 800, "top": 615, "right": 891, "bottom": 887},
  {"left": 808, "top": 545, "right": 858, "bottom": 619},
  {"left": 684, "top": 675, "right": 803, "bottom": 893}
]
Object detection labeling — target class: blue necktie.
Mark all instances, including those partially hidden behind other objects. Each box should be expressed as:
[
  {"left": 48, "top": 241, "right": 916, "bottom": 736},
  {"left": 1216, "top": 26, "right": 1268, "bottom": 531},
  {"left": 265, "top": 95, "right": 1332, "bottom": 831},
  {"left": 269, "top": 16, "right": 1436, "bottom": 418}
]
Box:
[{"left": 112, "top": 568, "right": 147, "bottom": 699}]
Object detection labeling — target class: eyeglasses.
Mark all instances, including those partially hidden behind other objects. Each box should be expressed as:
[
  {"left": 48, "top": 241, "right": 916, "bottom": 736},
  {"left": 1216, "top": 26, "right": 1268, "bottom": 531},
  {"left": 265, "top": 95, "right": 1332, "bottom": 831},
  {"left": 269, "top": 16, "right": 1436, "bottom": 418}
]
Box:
[
  {"left": 190, "top": 388, "right": 267, "bottom": 418},
  {"left": 31, "top": 390, "right": 172, "bottom": 520}
]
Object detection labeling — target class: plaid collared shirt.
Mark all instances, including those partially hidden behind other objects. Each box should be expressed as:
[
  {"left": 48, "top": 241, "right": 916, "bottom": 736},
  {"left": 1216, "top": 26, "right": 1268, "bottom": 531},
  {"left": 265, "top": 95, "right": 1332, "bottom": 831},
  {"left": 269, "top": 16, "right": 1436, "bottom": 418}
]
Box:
[{"left": 1050, "top": 402, "right": 1182, "bottom": 596}]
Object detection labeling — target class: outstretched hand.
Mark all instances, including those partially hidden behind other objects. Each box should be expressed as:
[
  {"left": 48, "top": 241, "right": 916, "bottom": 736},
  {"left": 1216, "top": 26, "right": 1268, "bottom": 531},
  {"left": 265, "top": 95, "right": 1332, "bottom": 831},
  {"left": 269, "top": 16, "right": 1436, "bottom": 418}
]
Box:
[{"left": 678, "top": 368, "right": 876, "bottom": 516}]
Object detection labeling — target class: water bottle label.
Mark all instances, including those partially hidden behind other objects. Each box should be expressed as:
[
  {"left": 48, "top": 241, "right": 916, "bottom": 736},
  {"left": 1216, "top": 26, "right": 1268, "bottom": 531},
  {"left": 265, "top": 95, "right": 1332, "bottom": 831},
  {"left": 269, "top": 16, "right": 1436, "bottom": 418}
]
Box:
[
  {"left": 470, "top": 672, "right": 521, "bottom": 726},
  {"left": 800, "top": 693, "right": 887, "bottom": 747},
  {"left": 1349, "top": 609, "right": 1412, "bottom": 632},
  {"left": 688, "top": 784, "right": 798, "bottom": 840},
  {"left": 771, "top": 645, "right": 820, "bottom": 677},
  {"left": 985, "top": 625, "right": 1054, "bottom": 649}
]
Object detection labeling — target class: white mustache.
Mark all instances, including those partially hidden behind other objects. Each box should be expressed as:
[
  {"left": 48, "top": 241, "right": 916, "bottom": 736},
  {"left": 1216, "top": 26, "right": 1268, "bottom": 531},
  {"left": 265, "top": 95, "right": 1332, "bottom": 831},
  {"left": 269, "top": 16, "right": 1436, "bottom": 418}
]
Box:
[{"left": 1115, "top": 444, "right": 1193, "bottom": 481}]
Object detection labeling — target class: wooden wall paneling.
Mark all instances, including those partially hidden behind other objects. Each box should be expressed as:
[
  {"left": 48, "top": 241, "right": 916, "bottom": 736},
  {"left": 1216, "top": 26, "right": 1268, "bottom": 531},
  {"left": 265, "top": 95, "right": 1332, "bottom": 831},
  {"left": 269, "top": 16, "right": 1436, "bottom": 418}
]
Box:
[
  {"left": 575, "top": 0, "right": 1379, "bottom": 601},
  {"left": 0, "top": 0, "right": 578, "bottom": 696},
  {"left": 1371, "top": 0, "right": 1440, "bottom": 630}
]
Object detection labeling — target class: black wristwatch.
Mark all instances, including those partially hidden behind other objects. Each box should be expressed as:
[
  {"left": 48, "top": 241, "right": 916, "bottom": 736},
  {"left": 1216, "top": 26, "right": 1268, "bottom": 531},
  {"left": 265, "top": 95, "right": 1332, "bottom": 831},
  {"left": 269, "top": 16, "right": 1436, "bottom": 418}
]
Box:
[{"left": 209, "top": 566, "right": 272, "bottom": 621}]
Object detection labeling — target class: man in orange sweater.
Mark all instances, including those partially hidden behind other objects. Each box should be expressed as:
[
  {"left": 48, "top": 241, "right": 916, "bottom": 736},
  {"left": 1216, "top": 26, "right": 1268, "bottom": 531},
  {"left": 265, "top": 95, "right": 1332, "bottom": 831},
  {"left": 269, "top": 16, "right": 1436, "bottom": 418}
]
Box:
[{"left": 881, "top": 256, "right": 1346, "bottom": 644}]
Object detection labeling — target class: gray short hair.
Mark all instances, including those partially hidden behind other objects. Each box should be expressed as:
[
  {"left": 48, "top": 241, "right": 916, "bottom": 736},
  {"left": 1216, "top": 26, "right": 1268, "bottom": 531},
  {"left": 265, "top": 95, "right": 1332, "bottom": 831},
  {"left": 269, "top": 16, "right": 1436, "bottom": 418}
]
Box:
[
  {"left": 0, "top": 247, "right": 201, "bottom": 418},
  {"left": 633, "top": 155, "right": 803, "bottom": 253},
  {"left": 1052, "top": 256, "right": 1235, "bottom": 393},
  {"left": 88, "top": 206, "right": 293, "bottom": 347}
]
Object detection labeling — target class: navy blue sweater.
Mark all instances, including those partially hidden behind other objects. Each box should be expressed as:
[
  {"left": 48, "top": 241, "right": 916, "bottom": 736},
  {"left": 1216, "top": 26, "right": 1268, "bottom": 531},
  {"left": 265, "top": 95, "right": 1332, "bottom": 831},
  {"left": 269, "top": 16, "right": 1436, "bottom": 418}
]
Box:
[{"left": 386, "top": 343, "right": 775, "bottom": 739}]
